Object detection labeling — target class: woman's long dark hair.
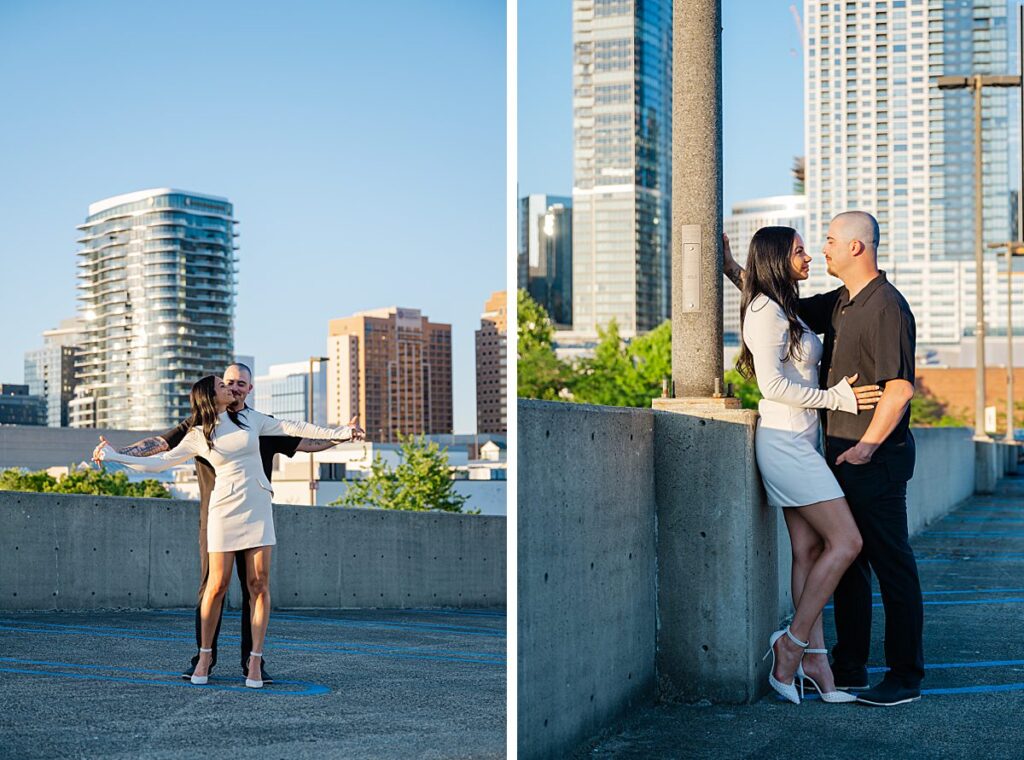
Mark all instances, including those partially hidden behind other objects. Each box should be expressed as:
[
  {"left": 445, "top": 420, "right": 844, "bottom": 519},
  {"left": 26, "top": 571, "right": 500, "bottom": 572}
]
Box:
[
  {"left": 188, "top": 375, "right": 246, "bottom": 450},
  {"left": 736, "top": 226, "right": 806, "bottom": 380}
]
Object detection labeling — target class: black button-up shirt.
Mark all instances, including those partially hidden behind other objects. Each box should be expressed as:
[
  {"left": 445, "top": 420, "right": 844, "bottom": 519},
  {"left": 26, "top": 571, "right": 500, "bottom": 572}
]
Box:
[{"left": 798, "top": 272, "right": 916, "bottom": 475}]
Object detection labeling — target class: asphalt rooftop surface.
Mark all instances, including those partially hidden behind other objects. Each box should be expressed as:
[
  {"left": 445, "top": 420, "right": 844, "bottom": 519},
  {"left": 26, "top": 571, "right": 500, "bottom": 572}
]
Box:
[
  {"left": 0, "top": 606, "right": 505, "bottom": 759},
  {"left": 584, "top": 476, "right": 1024, "bottom": 760}
]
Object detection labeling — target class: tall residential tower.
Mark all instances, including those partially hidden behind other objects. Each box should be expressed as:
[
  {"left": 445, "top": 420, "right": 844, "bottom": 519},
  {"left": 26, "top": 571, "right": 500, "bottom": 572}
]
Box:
[
  {"left": 74, "top": 189, "right": 237, "bottom": 429},
  {"left": 803, "top": 0, "right": 1019, "bottom": 344},
  {"left": 326, "top": 307, "right": 452, "bottom": 442},
  {"left": 475, "top": 291, "right": 508, "bottom": 434}
]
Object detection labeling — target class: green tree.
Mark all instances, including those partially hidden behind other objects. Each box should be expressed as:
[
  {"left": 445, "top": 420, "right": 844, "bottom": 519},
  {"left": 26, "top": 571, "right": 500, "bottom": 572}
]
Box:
[
  {"left": 330, "top": 436, "right": 475, "bottom": 513},
  {"left": 569, "top": 319, "right": 672, "bottom": 407},
  {"left": 517, "top": 289, "right": 570, "bottom": 400},
  {"left": 909, "top": 390, "right": 967, "bottom": 428},
  {"left": 0, "top": 467, "right": 170, "bottom": 498}
]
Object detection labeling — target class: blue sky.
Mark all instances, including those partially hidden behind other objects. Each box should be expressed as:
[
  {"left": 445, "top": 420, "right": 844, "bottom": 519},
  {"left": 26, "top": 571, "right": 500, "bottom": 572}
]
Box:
[
  {"left": 518, "top": 0, "right": 805, "bottom": 209},
  {"left": 0, "top": 0, "right": 505, "bottom": 434}
]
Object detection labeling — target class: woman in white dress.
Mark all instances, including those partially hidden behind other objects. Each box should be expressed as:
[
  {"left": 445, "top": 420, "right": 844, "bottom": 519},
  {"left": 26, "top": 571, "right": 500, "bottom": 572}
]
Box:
[
  {"left": 97, "top": 375, "right": 361, "bottom": 688},
  {"left": 731, "top": 226, "right": 880, "bottom": 705}
]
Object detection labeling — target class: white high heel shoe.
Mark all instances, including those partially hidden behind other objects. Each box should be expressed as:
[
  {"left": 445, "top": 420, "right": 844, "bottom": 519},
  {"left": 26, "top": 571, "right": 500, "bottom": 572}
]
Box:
[
  {"left": 763, "top": 627, "right": 808, "bottom": 705},
  {"left": 245, "top": 652, "right": 264, "bottom": 689},
  {"left": 191, "top": 647, "right": 213, "bottom": 685},
  {"left": 797, "top": 649, "right": 857, "bottom": 703}
]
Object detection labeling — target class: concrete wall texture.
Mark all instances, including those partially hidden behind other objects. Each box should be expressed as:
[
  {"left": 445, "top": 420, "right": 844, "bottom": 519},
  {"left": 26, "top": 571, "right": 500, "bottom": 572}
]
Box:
[
  {"left": 0, "top": 492, "right": 505, "bottom": 611},
  {"left": 518, "top": 399, "right": 982, "bottom": 760},
  {"left": 518, "top": 402, "right": 657, "bottom": 760}
]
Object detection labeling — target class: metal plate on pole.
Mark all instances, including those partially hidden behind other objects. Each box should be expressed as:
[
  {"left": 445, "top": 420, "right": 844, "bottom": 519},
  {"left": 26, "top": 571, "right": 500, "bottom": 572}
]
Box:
[{"left": 680, "top": 224, "right": 701, "bottom": 313}]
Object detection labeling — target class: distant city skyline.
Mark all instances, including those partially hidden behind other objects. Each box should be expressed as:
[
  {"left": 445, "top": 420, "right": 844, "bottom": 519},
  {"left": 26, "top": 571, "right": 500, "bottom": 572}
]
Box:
[
  {"left": 518, "top": 0, "right": 805, "bottom": 215},
  {"left": 0, "top": 1, "right": 504, "bottom": 434}
]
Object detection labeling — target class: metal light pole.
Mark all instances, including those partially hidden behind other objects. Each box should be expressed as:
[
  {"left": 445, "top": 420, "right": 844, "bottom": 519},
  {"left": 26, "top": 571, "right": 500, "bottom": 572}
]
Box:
[
  {"left": 666, "top": 0, "right": 732, "bottom": 405},
  {"left": 937, "top": 74, "right": 1021, "bottom": 438},
  {"left": 308, "top": 355, "right": 328, "bottom": 505},
  {"left": 988, "top": 242, "right": 1024, "bottom": 442}
]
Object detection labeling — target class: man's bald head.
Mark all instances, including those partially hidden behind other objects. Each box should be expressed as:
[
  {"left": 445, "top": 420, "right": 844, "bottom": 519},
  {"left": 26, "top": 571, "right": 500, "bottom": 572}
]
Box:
[
  {"left": 831, "top": 211, "right": 880, "bottom": 251},
  {"left": 823, "top": 210, "right": 881, "bottom": 282}
]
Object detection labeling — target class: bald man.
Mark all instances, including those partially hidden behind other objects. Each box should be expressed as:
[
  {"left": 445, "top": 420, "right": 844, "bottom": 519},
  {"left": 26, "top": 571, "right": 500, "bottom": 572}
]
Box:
[{"left": 725, "top": 211, "right": 924, "bottom": 706}]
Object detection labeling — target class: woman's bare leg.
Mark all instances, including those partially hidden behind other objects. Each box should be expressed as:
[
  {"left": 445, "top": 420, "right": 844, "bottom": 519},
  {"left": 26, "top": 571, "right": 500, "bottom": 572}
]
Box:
[
  {"left": 784, "top": 508, "right": 838, "bottom": 692},
  {"left": 195, "top": 551, "right": 234, "bottom": 678},
  {"left": 772, "top": 498, "right": 862, "bottom": 684},
  {"left": 243, "top": 546, "right": 273, "bottom": 681}
]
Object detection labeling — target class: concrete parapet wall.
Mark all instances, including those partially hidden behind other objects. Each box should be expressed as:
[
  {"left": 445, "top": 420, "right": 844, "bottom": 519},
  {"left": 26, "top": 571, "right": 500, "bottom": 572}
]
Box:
[
  {"left": 906, "top": 428, "right": 976, "bottom": 534},
  {"left": 0, "top": 492, "right": 505, "bottom": 611},
  {"left": 975, "top": 440, "right": 1001, "bottom": 495},
  {"left": 653, "top": 408, "right": 776, "bottom": 704},
  {"left": 518, "top": 401, "right": 657, "bottom": 760},
  {"left": 519, "top": 401, "right": 982, "bottom": 759}
]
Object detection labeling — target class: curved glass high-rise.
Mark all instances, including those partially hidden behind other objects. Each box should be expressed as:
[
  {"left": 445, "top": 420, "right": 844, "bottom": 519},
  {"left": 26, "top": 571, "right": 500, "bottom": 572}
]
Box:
[{"left": 75, "top": 188, "right": 237, "bottom": 429}]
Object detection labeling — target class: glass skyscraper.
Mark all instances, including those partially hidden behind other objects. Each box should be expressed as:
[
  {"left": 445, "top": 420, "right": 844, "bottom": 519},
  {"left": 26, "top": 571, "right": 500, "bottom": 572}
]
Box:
[
  {"left": 804, "top": 0, "right": 1019, "bottom": 344},
  {"left": 74, "top": 189, "right": 237, "bottom": 429},
  {"left": 571, "top": 0, "right": 672, "bottom": 338},
  {"left": 519, "top": 194, "right": 574, "bottom": 328}
]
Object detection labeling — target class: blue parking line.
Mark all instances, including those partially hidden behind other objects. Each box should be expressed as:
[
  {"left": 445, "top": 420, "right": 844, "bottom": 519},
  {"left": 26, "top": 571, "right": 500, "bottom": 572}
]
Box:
[
  {"left": 922, "top": 683, "right": 1024, "bottom": 696},
  {"left": 825, "top": 597, "right": 1024, "bottom": 610},
  {"left": 924, "top": 531, "right": 1024, "bottom": 538},
  {"left": 797, "top": 683, "right": 1024, "bottom": 700},
  {"left": 402, "top": 608, "right": 506, "bottom": 619},
  {"left": 918, "top": 555, "right": 1024, "bottom": 563},
  {"left": 0, "top": 619, "right": 505, "bottom": 662},
  {"left": 150, "top": 609, "right": 505, "bottom": 638},
  {"left": 0, "top": 657, "right": 329, "bottom": 696},
  {"left": 866, "top": 659, "right": 1024, "bottom": 673},
  {"left": 0, "top": 624, "right": 504, "bottom": 666},
  {"left": 911, "top": 588, "right": 1024, "bottom": 597},
  {"left": 941, "top": 517, "right": 1024, "bottom": 525}
]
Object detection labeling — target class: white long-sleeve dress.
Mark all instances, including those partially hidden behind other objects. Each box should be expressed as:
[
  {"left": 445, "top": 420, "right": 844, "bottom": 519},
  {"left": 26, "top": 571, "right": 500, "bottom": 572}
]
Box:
[
  {"left": 743, "top": 294, "right": 858, "bottom": 508},
  {"left": 102, "top": 409, "right": 352, "bottom": 552}
]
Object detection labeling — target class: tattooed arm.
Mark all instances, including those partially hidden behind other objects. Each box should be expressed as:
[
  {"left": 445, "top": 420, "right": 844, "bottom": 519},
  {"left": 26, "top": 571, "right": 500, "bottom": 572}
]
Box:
[
  {"left": 723, "top": 233, "right": 745, "bottom": 291},
  {"left": 92, "top": 435, "right": 169, "bottom": 464},
  {"left": 295, "top": 438, "right": 347, "bottom": 453}
]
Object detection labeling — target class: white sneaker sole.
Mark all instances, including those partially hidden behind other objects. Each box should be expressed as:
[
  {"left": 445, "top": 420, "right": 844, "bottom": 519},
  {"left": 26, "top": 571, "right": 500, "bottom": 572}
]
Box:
[{"left": 856, "top": 695, "right": 921, "bottom": 706}]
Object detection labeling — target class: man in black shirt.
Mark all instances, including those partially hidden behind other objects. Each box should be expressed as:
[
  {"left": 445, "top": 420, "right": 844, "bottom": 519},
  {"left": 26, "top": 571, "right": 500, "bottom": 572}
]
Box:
[
  {"left": 93, "top": 362, "right": 353, "bottom": 682},
  {"left": 797, "top": 212, "right": 922, "bottom": 706},
  {"left": 726, "top": 211, "right": 923, "bottom": 706}
]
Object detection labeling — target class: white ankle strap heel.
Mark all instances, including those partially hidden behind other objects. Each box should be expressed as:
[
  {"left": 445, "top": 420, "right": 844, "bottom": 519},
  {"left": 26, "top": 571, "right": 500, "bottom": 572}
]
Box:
[
  {"left": 191, "top": 648, "right": 214, "bottom": 685},
  {"left": 245, "top": 652, "right": 264, "bottom": 689},
  {"left": 797, "top": 647, "right": 857, "bottom": 703},
  {"left": 763, "top": 627, "right": 808, "bottom": 705}
]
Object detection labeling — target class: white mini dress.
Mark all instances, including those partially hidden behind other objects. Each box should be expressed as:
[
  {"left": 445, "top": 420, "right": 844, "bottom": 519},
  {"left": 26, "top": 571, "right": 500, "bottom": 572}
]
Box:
[
  {"left": 742, "top": 294, "right": 858, "bottom": 508},
  {"left": 105, "top": 409, "right": 352, "bottom": 552}
]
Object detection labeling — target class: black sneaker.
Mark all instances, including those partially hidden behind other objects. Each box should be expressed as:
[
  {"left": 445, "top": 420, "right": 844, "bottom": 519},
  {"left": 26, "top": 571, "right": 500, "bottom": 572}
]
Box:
[
  {"left": 832, "top": 667, "right": 870, "bottom": 691},
  {"left": 242, "top": 663, "right": 274, "bottom": 684},
  {"left": 856, "top": 678, "right": 921, "bottom": 706}
]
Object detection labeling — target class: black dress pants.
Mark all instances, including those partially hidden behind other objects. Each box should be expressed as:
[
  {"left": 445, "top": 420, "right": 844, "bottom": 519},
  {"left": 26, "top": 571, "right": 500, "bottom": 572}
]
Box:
[{"left": 829, "top": 457, "right": 925, "bottom": 687}]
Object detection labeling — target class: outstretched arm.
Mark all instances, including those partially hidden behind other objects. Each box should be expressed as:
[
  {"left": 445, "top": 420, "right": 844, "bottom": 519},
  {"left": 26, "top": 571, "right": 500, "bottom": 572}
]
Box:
[
  {"left": 296, "top": 438, "right": 347, "bottom": 453},
  {"left": 252, "top": 411, "right": 361, "bottom": 442},
  {"left": 98, "top": 429, "right": 202, "bottom": 473},
  {"left": 92, "top": 435, "right": 169, "bottom": 464}
]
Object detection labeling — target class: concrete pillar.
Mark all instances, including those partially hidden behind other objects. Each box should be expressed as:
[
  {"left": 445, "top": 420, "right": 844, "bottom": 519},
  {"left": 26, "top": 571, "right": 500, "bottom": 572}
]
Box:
[
  {"left": 653, "top": 408, "right": 778, "bottom": 703},
  {"left": 975, "top": 440, "right": 1000, "bottom": 494},
  {"left": 671, "top": 0, "right": 724, "bottom": 398}
]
